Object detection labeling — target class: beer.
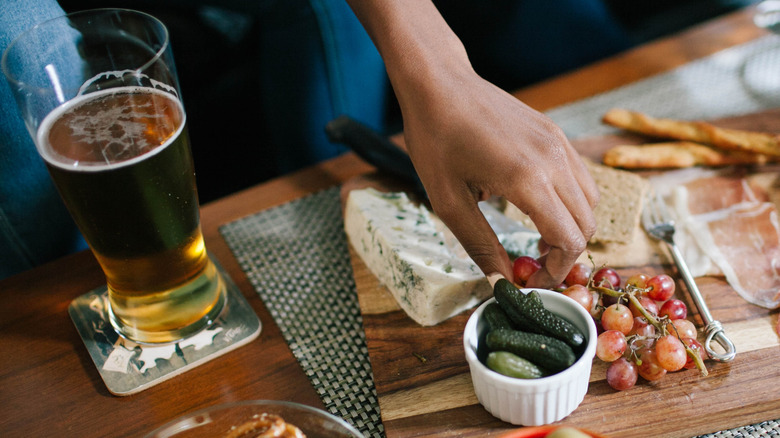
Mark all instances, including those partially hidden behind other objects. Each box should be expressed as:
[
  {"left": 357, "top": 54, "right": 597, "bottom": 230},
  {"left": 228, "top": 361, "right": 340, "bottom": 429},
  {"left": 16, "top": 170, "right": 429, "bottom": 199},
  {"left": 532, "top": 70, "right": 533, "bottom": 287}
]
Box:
[{"left": 38, "top": 86, "right": 225, "bottom": 343}]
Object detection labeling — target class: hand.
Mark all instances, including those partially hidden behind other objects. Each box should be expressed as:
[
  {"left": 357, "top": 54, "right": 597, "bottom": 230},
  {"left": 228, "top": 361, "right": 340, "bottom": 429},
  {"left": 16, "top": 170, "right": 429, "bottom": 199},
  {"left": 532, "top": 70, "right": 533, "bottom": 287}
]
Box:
[
  {"left": 401, "top": 69, "right": 599, "bottom": 288},
  {"left": 345, "top": 0, "right": 599, "bottom": 288}
]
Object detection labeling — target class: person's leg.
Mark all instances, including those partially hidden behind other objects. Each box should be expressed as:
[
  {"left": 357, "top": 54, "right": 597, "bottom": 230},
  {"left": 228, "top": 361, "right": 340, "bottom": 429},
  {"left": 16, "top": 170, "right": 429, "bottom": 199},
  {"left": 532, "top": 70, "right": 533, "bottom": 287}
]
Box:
[
  {"left": 257, "top": 0, "right": 389, "bottom": 173},
  {"left": 0, "top": 0, "right": 87, "bottom": 280}
]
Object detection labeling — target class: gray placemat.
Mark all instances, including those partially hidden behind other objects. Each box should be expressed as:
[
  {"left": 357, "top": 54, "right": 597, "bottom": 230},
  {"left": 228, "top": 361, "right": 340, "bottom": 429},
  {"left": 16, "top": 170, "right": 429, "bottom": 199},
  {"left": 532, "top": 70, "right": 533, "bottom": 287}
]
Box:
[
  {"left": 220, "top": 187, "right": 383, "bottom": 438},
  {"left": 549, "top": 34, "right": 780, "bottom": 139},
  {"left": 219, "top": 35, "right": 780, "bottom": 437}
]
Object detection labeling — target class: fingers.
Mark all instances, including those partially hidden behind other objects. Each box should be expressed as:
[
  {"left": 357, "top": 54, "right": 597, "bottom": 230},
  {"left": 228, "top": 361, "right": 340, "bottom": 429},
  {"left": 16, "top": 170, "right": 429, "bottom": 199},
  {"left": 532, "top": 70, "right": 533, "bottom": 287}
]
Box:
[
  {"left": 430, "top": 190, "right": 514, "bottom": 282},
  {"left": 511, "top": 158, "right": 597, "bottom": 288}
]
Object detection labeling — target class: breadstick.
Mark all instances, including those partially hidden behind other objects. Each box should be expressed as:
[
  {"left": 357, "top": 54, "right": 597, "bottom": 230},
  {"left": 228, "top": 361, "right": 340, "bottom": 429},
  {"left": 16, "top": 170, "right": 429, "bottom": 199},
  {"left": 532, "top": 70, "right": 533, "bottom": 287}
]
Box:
[
  {"left": 603, "top": 141, "right": 775, "bottom": 169},
  {"left": 602, "top": 108, "right": 780, "bottom": 157}
]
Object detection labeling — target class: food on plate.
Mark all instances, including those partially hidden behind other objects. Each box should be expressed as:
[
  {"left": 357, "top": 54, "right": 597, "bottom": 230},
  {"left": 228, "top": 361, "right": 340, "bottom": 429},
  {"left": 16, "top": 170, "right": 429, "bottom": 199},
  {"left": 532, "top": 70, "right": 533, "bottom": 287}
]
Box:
[
  {"left": 602, "top": 108, "right": 780, "bottom": 158},
  {"left": 602, "top": 141, "right": 776, "bottom": 169},
  {"left": 224, "top": 413, "right": 305, "bottom": 438},
  {"left": 498, "top": 425, "right": 600, "bottom": 438},
  {"left": 650, "top": 167, "right": 780, "bottom": 309},
  {"left": 503, "top": 159, "right": 663, "bottom": 268},
  {"left": 343, "top": 188, "right": 538, "bottom": 325}
]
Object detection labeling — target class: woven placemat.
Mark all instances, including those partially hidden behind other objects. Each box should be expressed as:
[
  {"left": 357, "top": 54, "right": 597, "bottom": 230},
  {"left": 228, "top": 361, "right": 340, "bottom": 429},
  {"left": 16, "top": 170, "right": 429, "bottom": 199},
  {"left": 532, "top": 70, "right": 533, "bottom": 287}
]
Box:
[
  {"left": 220, "top": 186, "right": 383, "bottom": 437},
  {"left": 219, "top": 35, "right": 780, "bottom": 438}
]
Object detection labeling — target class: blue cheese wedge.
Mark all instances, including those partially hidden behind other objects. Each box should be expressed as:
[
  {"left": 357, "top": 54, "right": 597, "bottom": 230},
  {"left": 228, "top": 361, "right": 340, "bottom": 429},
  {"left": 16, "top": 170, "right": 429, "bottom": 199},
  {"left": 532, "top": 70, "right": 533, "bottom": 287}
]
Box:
[{"left": 344, "top": 188, "right": 538, "bottom": 326}]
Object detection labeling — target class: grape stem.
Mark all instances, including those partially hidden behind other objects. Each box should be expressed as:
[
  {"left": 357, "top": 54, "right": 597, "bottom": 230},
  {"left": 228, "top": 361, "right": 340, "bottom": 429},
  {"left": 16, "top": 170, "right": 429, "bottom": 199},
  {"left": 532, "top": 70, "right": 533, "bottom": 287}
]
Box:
[{"left": 592, "top": 284, "right": 708, "bottom": 377}]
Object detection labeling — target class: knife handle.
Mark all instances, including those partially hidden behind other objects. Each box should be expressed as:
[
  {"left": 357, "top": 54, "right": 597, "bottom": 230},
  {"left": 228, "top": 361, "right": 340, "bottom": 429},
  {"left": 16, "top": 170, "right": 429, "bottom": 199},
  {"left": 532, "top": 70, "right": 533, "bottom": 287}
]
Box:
[{"left": 325, "top": 115, "right": 426, "bottom": 196}]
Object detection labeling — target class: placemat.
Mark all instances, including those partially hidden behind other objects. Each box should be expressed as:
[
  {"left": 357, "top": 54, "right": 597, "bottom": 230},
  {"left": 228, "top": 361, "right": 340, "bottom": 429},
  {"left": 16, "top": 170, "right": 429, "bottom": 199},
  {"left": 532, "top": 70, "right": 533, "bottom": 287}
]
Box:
[
  {"left": 220, "top": 186, "right": 384, "bottom": 437},
  {"left": 220, "top": 35, "right": 780, "bottom": 437}
]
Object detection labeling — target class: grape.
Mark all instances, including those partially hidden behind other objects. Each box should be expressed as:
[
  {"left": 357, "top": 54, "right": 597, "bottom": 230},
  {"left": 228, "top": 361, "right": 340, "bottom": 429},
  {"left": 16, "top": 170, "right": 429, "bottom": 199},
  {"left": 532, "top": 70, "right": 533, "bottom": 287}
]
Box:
[
  {"left": 682, "top": 338, "right": 707, "bottom": 369},
  {"left": 626, "top": 273, "right": 649, "bottom": 289},
  {"left": 565, "top": 263, "right": 592, "bottom": 287},
  {"left": 593, "top": 267, "right": 621, "bottom": 289},
  {"left": 637, "top": 347, "right": 667, "bottom": 381},
  {"left": 601, "top": 293, "right": 619, "bottom": 308},
  {"left": 597, "top": 330, "right": 627, "bottom": 362},
  {"left": 647, "top": 274, "right": 675, "bottom": 301},
  {"left": 655, "top": 334, "right": 687, "bottom": 372},
  {"left": 589, "top": 291, "right": 602, "bottom": 318},
  {"left": 606, "top": 358, "right": 639, "bottom": 391},
  {"left": 513, "top": 256, "right": 541, "bottom": 285},
  {"left": 601, "top": 303, "right": 634, "bottom": 335},
  {"left": 629, "top": 296, "right": 659, "bottom": 318},
  {"left": 562, "top": 284, "right": 593, "bottom": 312},
  {"left": 585, "top": 266, "right": 708, "bottom": 389},
  {"left": 628, "top": 316, "right": 655, "bottom": 338},
  {"left": 660, "top": 299, "right": 688, "bottom": 320},
  {"left": 666, "top": 319, "right": 697, "bottom": 340}
]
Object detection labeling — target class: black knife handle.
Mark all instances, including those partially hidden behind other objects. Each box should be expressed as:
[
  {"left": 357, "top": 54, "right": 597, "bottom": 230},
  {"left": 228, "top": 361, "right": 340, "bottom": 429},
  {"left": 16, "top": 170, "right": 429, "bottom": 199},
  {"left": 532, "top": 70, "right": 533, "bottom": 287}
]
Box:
[{"left": 325, "top": 115, "right": 426, "bottom": 196}]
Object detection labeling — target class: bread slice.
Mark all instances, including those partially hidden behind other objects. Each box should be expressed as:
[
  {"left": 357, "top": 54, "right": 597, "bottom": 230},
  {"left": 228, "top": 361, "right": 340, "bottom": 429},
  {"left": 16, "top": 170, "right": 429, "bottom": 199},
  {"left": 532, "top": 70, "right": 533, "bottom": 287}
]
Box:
[{"left": 503, "top": 159, "right": 648, "bottom": 245}]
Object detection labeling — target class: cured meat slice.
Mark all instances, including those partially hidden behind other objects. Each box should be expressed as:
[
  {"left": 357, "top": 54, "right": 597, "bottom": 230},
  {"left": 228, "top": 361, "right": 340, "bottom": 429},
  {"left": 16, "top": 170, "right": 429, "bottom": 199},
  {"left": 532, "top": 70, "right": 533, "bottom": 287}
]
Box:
[
  {"left": 688, "top": 202, "right": 780, "bottom": 309},
  {"left": 682, "top": 175, "right": 760, "bottom": 215},
  {"left": 650, "top": 167, "right": 780, "bottom": 309}
]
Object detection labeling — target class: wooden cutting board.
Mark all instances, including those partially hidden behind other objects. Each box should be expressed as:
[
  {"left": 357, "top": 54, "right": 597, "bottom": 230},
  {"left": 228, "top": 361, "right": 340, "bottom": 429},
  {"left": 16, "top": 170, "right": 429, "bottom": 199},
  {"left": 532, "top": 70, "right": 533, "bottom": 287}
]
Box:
[{"left": 343, "top": 110, "right": 780, "bottom": 438}]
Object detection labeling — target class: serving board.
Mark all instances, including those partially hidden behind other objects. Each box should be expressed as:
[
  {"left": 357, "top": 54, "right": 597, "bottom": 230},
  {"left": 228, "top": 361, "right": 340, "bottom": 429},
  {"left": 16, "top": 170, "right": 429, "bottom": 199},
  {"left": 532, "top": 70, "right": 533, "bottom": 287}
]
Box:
[{"left": 343, "top": 110, "right": 780, "bottom": 438}]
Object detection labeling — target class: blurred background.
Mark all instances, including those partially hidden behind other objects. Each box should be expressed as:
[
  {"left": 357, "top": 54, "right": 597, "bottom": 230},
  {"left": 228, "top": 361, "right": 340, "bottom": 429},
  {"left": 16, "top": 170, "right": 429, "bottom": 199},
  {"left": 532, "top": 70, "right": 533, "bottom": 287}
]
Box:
[{"left": 58, "top": 0, "right": 757, "bottom": 204}]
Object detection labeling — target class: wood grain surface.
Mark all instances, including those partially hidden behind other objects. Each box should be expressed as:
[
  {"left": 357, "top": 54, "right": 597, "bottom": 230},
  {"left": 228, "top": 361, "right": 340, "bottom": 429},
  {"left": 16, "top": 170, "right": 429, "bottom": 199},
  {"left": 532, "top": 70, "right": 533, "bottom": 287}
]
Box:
[{"left": 346, "top": 110, "right": 780, "bottom": 438}]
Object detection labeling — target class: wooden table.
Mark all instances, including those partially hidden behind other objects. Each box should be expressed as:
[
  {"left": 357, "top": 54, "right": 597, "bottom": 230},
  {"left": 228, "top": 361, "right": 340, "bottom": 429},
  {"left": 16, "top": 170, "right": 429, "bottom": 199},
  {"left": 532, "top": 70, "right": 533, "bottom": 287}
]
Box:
[{"left": 0, "top": 6, "right": 773, "bottom": 437}]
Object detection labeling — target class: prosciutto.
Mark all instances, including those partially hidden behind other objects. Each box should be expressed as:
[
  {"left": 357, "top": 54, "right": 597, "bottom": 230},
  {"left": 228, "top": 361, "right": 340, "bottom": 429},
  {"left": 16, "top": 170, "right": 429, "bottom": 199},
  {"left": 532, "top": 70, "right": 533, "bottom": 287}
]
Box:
[{"left": 650, "top": 167, "right": 780, "bottom": 309}]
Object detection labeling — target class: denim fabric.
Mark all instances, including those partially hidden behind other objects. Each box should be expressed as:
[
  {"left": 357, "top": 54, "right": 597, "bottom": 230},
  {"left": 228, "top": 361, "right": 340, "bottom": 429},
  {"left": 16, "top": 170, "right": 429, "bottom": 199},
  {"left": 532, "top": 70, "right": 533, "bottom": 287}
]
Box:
[
  {"left": 257, "top": 0, "right": 387, "bottom": 172},
  {"left": 0, "top": 0, "right": 88, "bottom": 280}
]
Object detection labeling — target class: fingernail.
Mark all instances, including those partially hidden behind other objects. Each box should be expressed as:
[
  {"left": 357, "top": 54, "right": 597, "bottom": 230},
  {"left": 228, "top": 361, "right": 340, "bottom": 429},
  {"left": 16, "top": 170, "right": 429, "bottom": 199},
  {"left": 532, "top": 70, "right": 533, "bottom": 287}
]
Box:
[{"left": 486, "top": 272, "right": 504, "bottom": 288}]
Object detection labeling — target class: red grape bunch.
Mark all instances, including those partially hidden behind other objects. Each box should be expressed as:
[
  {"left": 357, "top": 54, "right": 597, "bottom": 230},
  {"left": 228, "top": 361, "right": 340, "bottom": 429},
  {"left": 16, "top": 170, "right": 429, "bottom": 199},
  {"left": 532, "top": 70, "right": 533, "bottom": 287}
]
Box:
[{"left": 512, "top": 256, "right": 708, "bottom": 391}]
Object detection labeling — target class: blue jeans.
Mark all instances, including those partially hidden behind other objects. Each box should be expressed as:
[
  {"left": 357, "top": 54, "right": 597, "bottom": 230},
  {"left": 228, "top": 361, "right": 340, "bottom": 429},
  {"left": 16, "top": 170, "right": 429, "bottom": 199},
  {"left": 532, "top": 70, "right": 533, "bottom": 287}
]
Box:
[{"left": 0, "top": 0, "right": 88, "bottom": 279}]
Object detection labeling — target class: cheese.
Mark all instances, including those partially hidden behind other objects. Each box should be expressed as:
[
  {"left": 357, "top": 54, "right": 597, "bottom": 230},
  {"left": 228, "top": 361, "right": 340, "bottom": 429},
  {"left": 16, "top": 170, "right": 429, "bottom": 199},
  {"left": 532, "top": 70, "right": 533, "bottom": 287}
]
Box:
[{"left": 344, "top": 188, "right": 538, "bottom": 326}]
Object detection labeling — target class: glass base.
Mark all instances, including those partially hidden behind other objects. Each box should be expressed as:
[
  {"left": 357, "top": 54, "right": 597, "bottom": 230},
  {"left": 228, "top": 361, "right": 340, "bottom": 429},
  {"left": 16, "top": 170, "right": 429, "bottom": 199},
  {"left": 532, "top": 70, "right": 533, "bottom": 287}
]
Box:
[
  {"left": 68, "top": 258, "right": 261, "bottom": 396},
  {"left": 108, "top": 260, "right": 228, "bottom": 344}
]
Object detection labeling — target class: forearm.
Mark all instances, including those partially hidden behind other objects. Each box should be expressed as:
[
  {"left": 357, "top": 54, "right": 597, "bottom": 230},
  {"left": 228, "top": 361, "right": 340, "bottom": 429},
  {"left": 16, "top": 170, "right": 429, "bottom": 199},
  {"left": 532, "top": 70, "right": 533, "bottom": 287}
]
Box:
[{"left": 344, "top": 0, "right": 473, "bottom": 107}]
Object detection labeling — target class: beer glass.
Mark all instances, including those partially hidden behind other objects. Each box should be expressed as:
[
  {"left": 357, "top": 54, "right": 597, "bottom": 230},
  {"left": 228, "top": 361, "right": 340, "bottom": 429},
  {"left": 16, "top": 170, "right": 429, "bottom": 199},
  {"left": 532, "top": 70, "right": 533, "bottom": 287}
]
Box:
[{"left": 2, "top": 9, "right": 226, "bottom": 343}]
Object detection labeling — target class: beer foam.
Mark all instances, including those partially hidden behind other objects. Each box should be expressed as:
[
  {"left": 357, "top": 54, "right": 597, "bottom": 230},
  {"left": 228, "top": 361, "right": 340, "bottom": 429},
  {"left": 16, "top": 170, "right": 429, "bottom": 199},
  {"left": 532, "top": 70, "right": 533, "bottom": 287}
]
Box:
[{"left": 38, "top": 85, "right": 185, "bottom": 172}]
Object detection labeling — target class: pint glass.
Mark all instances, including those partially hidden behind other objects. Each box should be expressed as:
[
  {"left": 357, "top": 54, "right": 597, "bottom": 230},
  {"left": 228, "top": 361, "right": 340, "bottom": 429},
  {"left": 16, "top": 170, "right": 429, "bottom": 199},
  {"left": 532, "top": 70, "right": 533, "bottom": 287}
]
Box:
[{"left": 2, "top": 9, "right": 226, "bottom": 343}]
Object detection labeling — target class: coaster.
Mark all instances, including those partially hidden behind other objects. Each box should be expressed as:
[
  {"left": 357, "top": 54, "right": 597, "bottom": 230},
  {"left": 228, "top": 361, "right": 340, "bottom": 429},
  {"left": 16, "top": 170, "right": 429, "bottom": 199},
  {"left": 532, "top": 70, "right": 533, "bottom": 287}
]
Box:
[{"left": 68, "top": 259, "right": 261, "bottom": 396}]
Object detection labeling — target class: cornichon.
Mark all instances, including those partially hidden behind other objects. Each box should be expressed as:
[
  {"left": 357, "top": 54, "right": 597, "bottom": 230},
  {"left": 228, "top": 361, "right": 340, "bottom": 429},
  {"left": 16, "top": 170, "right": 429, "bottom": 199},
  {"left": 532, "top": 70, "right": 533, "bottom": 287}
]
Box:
[
  {"left": 486, "top": 328, "right": 576, "bottom": 372},
  {"left": 493, "top": 279, "right": 585, "bottom": 350},
  {"left": 482, "top": 302, "right": 515, "bottom": 332},
  {"left": 486, "top": 351, "right": 545, "bottom": 379},
  {"left": 492, "top": 298, "right": 543, "bottom": 334}
]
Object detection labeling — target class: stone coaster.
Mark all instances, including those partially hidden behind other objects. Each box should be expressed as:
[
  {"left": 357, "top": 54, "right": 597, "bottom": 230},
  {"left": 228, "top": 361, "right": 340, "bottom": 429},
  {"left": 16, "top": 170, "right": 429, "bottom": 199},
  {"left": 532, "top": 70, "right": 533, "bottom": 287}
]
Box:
[{"left": 68, "top": 259, "right": 261, "bottom": 396}]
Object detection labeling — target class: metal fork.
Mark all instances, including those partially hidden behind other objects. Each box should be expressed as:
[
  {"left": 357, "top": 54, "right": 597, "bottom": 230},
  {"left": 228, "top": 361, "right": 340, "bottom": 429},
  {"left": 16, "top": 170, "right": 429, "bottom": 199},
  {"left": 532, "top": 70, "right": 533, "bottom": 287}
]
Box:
[{"left": 642, "top": 192, "right": 736, "bottom": 362}]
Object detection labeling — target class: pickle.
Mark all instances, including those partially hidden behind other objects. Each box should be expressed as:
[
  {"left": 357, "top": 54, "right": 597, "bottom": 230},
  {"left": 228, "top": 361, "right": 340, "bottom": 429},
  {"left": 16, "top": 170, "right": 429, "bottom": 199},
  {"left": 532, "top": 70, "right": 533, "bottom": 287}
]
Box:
[
  {"left": 493, "top": 279, "right": 585, "bottom": 350},
  {"left": 482, "top": 302, "right": 515, "bottom": 332},
  {"left": 486, "top": 351, "right": 545, "bottom": 379},
  {"left": 486, "top": 328, "right": 576, "bottom": 373}
]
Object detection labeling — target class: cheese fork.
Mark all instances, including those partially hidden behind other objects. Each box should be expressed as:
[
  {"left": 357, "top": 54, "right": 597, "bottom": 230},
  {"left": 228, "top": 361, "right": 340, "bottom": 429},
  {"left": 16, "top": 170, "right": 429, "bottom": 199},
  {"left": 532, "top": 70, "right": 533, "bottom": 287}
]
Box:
[{"left": 641, "top": 192, "right": 736, "bottom": 362}]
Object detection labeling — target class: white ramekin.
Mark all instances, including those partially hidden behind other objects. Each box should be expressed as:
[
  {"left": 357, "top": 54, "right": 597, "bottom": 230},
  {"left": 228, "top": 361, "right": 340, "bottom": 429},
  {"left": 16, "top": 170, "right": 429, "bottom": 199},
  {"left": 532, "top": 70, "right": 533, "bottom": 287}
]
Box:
[{"left": 463, "top": 289, "right": 597, "bottom": 426}]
